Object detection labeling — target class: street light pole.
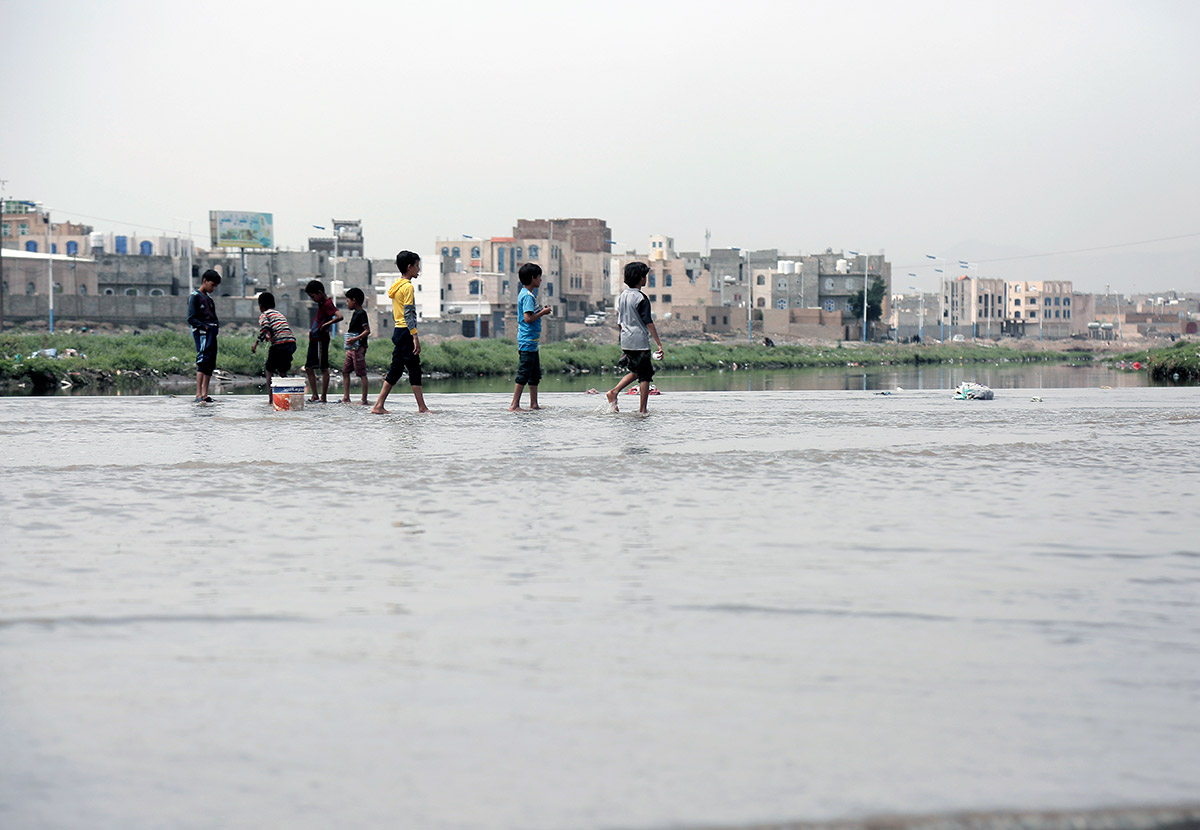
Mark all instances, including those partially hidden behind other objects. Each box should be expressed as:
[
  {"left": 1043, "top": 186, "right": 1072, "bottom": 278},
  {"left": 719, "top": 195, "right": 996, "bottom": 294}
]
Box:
[
  {"left": 848, "top": 250, "right": 868, "bottom": 343},
  {"left": 926, "top": 255, "right": 945, "bottom": 342}
]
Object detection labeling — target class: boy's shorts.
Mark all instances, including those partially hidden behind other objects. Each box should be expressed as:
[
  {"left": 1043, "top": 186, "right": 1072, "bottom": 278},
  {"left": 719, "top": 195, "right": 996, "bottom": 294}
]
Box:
[
  {"left": 193, "top": 327, "right": 218, "bottom": 376},
  {"left": 342, "top": 347, "right": 367, "bottom": 378},
  {"left": 266, "top": 342, "right": 296, "bottom": 375},
  {"left": 385, "top": 328, "right": 422, "bottom": 387},
  {"left": 622, "top": 349, "right": 655, "bottom": 383},
  {"left": 305, "top": 334, "right": 330, "bottom": 372},
  {"left": 515, "top": 349, "right": 541, "bottom": 386}
]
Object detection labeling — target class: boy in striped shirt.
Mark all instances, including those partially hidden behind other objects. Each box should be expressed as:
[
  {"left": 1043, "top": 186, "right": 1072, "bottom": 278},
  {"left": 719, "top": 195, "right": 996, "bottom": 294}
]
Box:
[{"left": 251, "top": 292, "right": 297, "bottom": 404}]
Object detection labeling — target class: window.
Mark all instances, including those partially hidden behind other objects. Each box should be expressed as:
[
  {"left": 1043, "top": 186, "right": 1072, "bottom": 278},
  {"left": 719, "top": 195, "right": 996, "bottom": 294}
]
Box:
[
  {"left": 18, "top": 222, "right": 29, "bottom": 235},
  {"left": 509, "top": 248, "right": 515, "bottom": 272},
  {"left": 1044, "top": 310, "right": 1051, "bottom": 318},
  {"left": 723, "top": 316, "right": 729, "bottom": 325},
  {"left": 441, "top": 247, "right": 450, "bottom": 257},
  {"left": 824, "top": 278, "right": 834, "bottom": 290},
  {"left": 757, "top": 297, "right": 765, "bottom": 307},
  {"left": 547, "top": 283, "right": 553, "bottom": 297},
  {"left": 665, "top": 274, "right": 672, "bottom": 286},
  {"left": 1044, "top": 297, "right": 1051, "bottom": 305},
  {"left": 663, "top": 294, "right": 672, "bottom": 302},
  {"left": 711, "top": 316, "right": 717, "bottom": 325},
  {"left": 1065, "top": 310, "right": 1071, "bottom": 319},
  {"left": 25, "top": 241, "right": 37, "bottom": 252},
  {"left": 502, "top": 280, "right": 509, "bottom": 294},
  {"left": 1054, "top": 297, "right": 1060, "bottom": 306},
  {"left": 1064, "top": 297, "right": 1071, "bottom": 306},
  {"left": 115, "top": 235, "right": 128, "bottom": 254},
  {"left": 757, "top": 275, "right": 766, "bottom": 285},
  {"left": 1, "top": 222, "right": 8, "bottom": 237},
  {"left": 150, "top": 288, "right": 164, "bottom": 296},
  {"left": 498, "top": 248, "right": 505, "bottom": 272},
  {"left": 469, "top": 281, "right": 480, "bottom": 295},
  {"left": 1054, "top": 310, "right": 1060, "bottom": 318},
  {"left": 777, "top": 279, "right": 786, "bottom": 291},
  {"left": 1014, "top": 298, "right": 1021, "bottom": 306},
  {"left": 104, "top": 288, "right": 115, "bottom": 295},
  {"left": 515, "top": 247, "right": 522, "bottom": 259},
  {"left": 125, "top": 288, "right": 139, "bottom": 296},
  {"left": 51, "top": 243, "right": 58, "bottom": 254},
  {"left": 140, "top": 240, "right": 153, "bottom": 255},
  {"left": 845, "top": 278, "right": 854, "bottom": 290},
  {"left": 452, "top": 247, "right": 460, "bottom": 257},
  {"left": 528, "top": 244, "right": 539, "bottom": 258},
  {"left": 650, "top": 294, "right": 657, "bottom": 301},
  {"left": 471, "top": 246, "right": 480, "bottom": 258},
  {"left": 446, "top": 283, "right": 453, "bottom": 292},
  {"left": 66, "top": 240, "right": 78, "bottom": 256},
  {"left": 26, "top": 281, "right": 35, "bottom": 295},
  {"left": 649, "top": 275, "right": 656, "bottom": 287},
  {"left": 824, "top": 299, "right": 836, "bottom": 312}
]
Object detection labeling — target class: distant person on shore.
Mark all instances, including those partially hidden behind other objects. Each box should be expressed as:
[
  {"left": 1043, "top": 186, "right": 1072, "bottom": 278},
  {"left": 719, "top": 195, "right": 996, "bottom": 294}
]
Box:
[
  {"left": 340, "top": 287, "right": 371, "bottom": 405},
  {"left": 371, "top": 251, "right": 430, "bottom": 415},
  {"left": 606, "top": 262, "right": 663, "bottom": 414},
  {"left": 250, "top": 291, "right": 296, "bottom": 404},
  {"left": 509, "top": 263, "right": 553, "bottom": 411},
  {"left": 304, "top": 279, "right": 343, "bottom": 403},
  {"left": 187, "top": 269, "right": 222, "bottom": 402}
]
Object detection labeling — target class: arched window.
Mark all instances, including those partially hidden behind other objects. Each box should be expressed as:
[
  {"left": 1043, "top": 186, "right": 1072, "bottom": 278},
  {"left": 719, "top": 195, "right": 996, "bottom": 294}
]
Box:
[
  {"left": 441, "top": 247, "right": 450, "bottom": 257},
  {"left": 104, "top": 288, "right": 115, "bottom": 295},
  {"left": 27, "top": 282, "right": 36, "bottom": 295},
  {"left": 452, "top": 247, "right": 460, "bottom": 257},
  {"left": 469, "top": 281, "right": 480, "bottom": 295},
  {"left": 150, "top": 288, "right": 164, "bottom": 296},
  {"left": 25, "top": 240, "right": 37, "bottom": 252},
  {"left": 528, "top": 244, "right": 539, "bottom": 258},
  {"left": 471, "top": 246, "right": 480, "bottom": 258},
  {"left": 66, "top": 240, "right": 79, "bottom": 256},
  {"left": 78, "top": 284, "right": 88, "bottom": 295},
  {"left": 125, "top": 288, "right": 139, "bottom": 296},
  {"left": 51, "top": 243, "right": 58, "bottom": 254},
  {"left": 515, "top": 247, "right": 522, "bottom": 259},
  {"left": 140, "top": 240, "right": 153, "bottom": 255}
]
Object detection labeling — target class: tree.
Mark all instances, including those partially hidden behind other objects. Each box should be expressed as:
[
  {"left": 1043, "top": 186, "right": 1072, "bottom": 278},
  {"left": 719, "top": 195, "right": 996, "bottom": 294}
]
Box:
[{"left": 849, "top": 277, "right": 886, "bottom": 324}]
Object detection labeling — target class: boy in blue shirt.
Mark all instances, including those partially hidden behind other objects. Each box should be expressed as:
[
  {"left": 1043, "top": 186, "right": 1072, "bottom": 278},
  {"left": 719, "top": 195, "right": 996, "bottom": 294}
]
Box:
[{"left": 508, "top": 263, "right": 553, "bottom": 411}]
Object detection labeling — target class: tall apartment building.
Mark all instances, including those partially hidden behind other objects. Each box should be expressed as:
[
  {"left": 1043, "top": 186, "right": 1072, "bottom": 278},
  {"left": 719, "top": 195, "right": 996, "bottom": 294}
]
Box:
[
  {"left": 946, "top": 275, "right": 1007, "bottom": 338},
  {"left": 1006, "top": 280, "right": 1073, "bottom": 338},
  {"left": 513, "top": 218, "right": 612, "bottom": 321}
]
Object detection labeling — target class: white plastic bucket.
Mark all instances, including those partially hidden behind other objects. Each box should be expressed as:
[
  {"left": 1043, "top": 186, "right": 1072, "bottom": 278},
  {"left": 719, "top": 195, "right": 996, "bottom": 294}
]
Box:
[{"left": 270, "top": 376, "right": 306, "bottom": 411}]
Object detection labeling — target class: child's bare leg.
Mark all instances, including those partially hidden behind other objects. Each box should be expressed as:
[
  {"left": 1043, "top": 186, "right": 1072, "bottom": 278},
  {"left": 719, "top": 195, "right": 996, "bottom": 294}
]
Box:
[
  {"left": 200, "top": 373, "right": 211, "bottom": 399},
  {"left": 371, "top": 380, "right": 394, "bottom": 414},
  {"left": 358, "top": 375, "right": 368, "bottom": 404},
  {"left": 529, "top": 385, "right": 540, "bottom": 409},
  {"left": 606, "top": 372, "right": 636, "bottom": 410},
  {"left": 412, "top": 385, "right": 431, "bottom": 413},
  {"left": 509, "top": 383, "right": 525, "bottom": 411},
  {"left": 320, "top": 370, "right": 330, "bottom": 402},
  {"left": 638, "top": 380, "right": 650, "bottom": 413},
  {"left": 341, "top": 371, "right": 352, "bottom": 403},
  {"left": 306, "top": 368, "right": 319, "bottom": 401},
  {"left": 266, "top": 370, "right": 274, "bottom": 404},
  {"left": 195, "top": 372, "right": 204, "bottom": 400}
]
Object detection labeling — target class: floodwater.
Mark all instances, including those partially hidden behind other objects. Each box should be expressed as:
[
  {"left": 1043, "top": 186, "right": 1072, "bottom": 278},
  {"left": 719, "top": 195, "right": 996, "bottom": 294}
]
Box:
[{"left": 1, "top": 380, "right": 1198, "bottom": 830}]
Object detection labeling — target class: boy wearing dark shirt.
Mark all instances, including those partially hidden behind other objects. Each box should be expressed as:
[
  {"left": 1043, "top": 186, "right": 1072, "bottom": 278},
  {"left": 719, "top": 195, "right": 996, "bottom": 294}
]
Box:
[
  {"left": 186, "top": 269, "right": 222, "bottom": 402},
  {"left": 304, "top": 279, "right": 343, "bottom": 403},
  {"left": 340, "top": 287, "right": 371, "bottom": 405}
]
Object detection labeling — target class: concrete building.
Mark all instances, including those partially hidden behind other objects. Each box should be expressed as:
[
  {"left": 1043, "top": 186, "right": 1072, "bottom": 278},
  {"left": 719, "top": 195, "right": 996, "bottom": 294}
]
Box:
[
  {"left": 308, "top": 219, "right": 364, "bottom": 259},
  {"left": 946, "top": 275, "right": 1007, "bottom": 339},
  {"left": 1005, "top": 280, "right": 1073, "bottom": 338},
  {"left": 88, "top": 231, "right": 195, "bottom": 259},
  {"left": 2, "top": 201, "right": 94, "bottom": 257},
  {"left": 514, "top": 218, "right": 612, "bottom": 321},
  {"left": 1, "top": 248, "right": 98, "bottom": 298}
]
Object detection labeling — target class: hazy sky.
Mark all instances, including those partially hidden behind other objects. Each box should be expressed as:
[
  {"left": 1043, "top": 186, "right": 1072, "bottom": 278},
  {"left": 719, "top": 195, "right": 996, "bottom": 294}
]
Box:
[{"left": 3, "top": 0, "right": 1199, "bottom": 292}]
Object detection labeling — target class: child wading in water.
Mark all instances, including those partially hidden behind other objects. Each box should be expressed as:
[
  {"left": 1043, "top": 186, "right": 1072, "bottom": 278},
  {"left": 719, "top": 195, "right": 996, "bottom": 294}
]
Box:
[
  {"left": 509, "top": 263, "right": 553, "bottom": 411},
  {"left": 340, "top": 287, "right": 371, "bottom": 405},
  {"left": 606, "top": 262, "right": 663, "bottom": 414},
  {"left": 371, "top": 251, "right": 431, "bottom": 415},
  {"left": 250, "top": 292, "right": 297, "bottom": 404}
]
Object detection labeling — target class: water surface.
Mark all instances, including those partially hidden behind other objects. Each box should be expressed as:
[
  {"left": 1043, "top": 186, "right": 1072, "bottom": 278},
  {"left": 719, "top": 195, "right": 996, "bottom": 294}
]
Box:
[{"left": 1, "top": 385, "right": 1197, "bottom": 829}]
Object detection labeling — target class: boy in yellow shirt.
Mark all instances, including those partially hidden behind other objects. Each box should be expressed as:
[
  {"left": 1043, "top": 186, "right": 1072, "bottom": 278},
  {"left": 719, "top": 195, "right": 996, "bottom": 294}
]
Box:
[{"left": 371, "top": 250, "right": 431, "bottom": 414}]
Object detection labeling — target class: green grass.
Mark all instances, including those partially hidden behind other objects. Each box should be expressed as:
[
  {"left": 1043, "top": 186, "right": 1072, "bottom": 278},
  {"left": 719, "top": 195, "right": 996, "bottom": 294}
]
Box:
[{"left": 0, "top": 330, "right": 1093, "bottom": 390}]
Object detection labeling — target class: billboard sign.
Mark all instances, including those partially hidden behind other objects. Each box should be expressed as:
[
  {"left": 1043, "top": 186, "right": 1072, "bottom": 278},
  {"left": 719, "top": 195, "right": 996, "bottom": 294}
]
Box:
[{"left": 209, "top": 210, "right": 274, "bottom": 249}]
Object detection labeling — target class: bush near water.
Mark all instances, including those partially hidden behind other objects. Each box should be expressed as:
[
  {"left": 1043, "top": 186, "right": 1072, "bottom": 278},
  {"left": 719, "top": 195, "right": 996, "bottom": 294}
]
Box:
[{"left": 0, "top": 330, "right": 1111, "bottom": 392}]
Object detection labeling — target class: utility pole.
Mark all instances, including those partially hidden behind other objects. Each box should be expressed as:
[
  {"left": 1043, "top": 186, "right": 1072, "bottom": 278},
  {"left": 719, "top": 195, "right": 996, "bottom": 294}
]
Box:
[{"left": 0, "top": 177, "right": 7, "bottom": 334}]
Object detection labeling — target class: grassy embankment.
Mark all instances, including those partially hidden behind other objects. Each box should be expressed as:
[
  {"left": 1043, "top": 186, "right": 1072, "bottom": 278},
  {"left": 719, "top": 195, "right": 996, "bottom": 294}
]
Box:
[
  {"left": 0, "top": 330, "right": 1090, "bottom": 392},
  {"left": 1112, "top": 339, "right": 1200, "bottom": 382}
]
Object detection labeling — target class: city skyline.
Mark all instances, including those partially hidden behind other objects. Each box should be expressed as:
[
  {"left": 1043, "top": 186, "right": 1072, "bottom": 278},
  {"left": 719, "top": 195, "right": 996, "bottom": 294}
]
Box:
[{"left": 4, "top": 0, "right": 1199, "bottom": 293}]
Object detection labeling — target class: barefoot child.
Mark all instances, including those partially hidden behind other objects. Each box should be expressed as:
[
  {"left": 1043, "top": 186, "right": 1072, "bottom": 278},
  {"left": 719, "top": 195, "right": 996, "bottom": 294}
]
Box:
[
  {"left": 340, "top": 287, "right": 371, "bottom": 405},
  {"left": 371, "top": 251, "right": 431, "bottom": 414},
  {"left": 606, "top": 262, "right": 663, "bottom": 414},
  {"left": 250, "top": 292, "right": 297, "bottom": 404},
  {"left": 187, "top": 269, "right": 222, "bottom": 402},
  {"left": 304, "top": 280, "right": 343, "bottom": 403},
  {"left": 509, "top": 263, "right": 553, "bottom": 411}
]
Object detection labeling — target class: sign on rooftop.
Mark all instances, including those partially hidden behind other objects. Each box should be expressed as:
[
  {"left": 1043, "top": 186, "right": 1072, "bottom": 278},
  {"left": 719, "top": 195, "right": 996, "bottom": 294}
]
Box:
[{"left": 209, "top": 210, "right": 274, "bottom": 249}]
